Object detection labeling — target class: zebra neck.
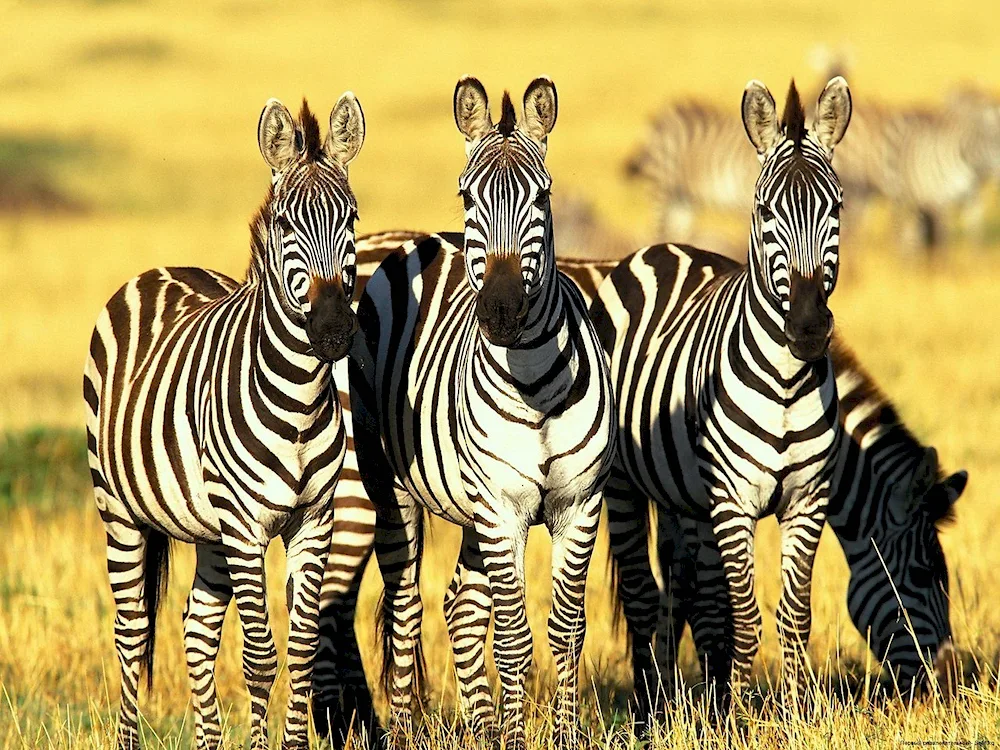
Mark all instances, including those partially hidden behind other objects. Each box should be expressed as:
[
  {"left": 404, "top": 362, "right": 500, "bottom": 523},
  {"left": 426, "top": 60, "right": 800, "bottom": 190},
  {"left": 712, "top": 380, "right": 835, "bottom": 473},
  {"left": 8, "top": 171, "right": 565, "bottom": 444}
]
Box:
[
  {"left": 740, "top": 252, "right": 818, "bottom": 385},
  {"left": 469, "top": 273, "right": 575, "bottom": 402},
  {"left": 246, "top": 269, "right": 334, "bottom": 429}
]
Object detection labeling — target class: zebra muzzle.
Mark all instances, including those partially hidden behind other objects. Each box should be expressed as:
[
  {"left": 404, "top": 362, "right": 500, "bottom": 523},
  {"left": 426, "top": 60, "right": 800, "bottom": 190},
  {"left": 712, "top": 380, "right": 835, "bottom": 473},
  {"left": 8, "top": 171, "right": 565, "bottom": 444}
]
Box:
[
  {"left": 476, "top": 255, "right": 529, "bottom": 347},
  {"left": 305, "top": 278, "right": 358, "bottom": 362}
]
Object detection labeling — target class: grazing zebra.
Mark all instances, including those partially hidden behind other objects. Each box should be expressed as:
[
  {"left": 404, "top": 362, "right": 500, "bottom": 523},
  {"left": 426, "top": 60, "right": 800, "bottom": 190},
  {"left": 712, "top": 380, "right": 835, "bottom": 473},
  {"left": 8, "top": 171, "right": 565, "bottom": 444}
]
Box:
[
  {"left": 590, "top": 78, "right": 853, "bottom": 710},
  {"left": 84, "top": 94, "right": 365, "bottom": 750},
  {"left": 348, "top": 77, "right": 616, "bottom": 749},
  {"left": 611, "top": 316, "right": 967, "bottom": 700}
]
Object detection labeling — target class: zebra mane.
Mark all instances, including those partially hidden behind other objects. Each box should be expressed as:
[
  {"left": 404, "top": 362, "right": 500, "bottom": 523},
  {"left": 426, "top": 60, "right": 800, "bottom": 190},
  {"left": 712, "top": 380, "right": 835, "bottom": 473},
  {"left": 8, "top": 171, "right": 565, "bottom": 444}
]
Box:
[
  {"left": 498, "top": 91, "right": 517, "bottom": 137},
  {"left": 246, "top": 184, "right": 273, "bottom": 284},
  {"left": 298, "top": 98, "right": 324, "bottom": 162},
  {"left": 781, "top": 79, "right": 806, "bottom": 147},
  {"left": 830, "top": 337, "right": 956, "bottom": 526}
]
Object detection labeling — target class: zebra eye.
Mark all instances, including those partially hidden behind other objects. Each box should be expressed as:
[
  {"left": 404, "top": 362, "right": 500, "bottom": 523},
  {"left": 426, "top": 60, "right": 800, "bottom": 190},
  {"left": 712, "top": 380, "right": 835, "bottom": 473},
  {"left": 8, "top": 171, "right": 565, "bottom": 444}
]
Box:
[
  {"left": 461, "top": 191, "right": 475, "bottom": 212},
  {"left": 758, "top": 205, "right": 774, "bottom": 224},
  {"left": 347, "top": 212, "right": 358, "bottom": 232},
  {"left": 534, "top": 189, "right": 551, "bottom": 209},
  {"left": 276, "top": 216, "right": 293, "bottom": 235}
]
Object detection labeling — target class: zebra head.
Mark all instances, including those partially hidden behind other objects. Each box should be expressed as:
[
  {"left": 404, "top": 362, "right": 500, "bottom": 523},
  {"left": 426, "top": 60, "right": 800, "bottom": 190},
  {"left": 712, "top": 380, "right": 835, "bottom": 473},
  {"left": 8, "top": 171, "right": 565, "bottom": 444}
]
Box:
[
  {"left": 850, "top": 448, "right": 967, "bottom": 694},
  {"left": 742, "top": 77, "right": 851, "bottom": 362},
  {"left": 454, "top": 76, "right": 557, "bottom": 347},
  {"left": 257, "top": 95, "right": 365, "bottom": 362}
]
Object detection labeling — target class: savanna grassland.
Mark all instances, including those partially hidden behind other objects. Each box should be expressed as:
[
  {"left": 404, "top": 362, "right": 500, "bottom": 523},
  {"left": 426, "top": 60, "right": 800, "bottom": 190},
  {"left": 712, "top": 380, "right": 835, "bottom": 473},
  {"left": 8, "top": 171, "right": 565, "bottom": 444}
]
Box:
[{"left": 2, "top": 0, "right": 1000, "bottom": 747}]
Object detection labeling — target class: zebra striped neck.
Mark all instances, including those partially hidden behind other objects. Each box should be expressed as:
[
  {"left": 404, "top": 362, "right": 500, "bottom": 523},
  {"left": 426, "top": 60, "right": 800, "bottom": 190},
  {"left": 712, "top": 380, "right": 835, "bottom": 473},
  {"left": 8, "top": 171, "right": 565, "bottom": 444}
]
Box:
[
  {"left": 246, "top": 262, "right": 336, "bottom": 432},
  {"left": 743, "top": 244, "right": 819, "bottom": 380}
]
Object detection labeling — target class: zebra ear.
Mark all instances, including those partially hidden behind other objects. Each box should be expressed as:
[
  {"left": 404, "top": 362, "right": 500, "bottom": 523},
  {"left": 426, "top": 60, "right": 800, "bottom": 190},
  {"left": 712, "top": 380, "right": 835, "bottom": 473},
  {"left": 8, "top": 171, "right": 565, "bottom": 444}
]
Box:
[
  {"left": 522, "top": 77, "right": 558, "bottom": 146},
  {"left": 454, "top": 76, "right": 493, "bottom": 143},
  {"left": 326, "top": 92, "right": 366, "bottom": 168},
  {"left": 258, "top": 98, "right": 301, "bottom": 173},
  {"left": 813, "top": 76, "right": 852, "bottom": 156},
  {"left": 742, "top": 81, "right": 781, "bottom": 156}
]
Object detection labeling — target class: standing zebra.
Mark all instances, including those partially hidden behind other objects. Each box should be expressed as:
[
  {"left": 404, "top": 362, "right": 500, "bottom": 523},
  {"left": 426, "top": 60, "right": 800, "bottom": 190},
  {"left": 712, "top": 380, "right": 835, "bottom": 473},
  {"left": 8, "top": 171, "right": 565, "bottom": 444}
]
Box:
[
  {"left": 349, "top": 77, "right": 616, "bottom": 749},
  {"left": 312, "top": 236, "right": 964, "bottom": 733},
  {"left": 84, "top": 94, "right": 365, "bottom": 750},
  {"left": 590, "top": 77, "right": 852, "bottom": 709},
  {"left": 616, "top": 329, "right": 967, "bottom": 700}
]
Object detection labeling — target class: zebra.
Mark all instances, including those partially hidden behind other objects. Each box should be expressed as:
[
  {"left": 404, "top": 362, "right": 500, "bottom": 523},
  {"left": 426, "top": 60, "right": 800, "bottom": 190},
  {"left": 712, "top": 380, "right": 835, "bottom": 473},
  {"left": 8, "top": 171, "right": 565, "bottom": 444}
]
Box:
[
  {"left": 348, "top": 77, "right": 616, "bottom": 750},
  {"left": 312, "top": 236, "right": 963, "bottom": 733},
  {"left": 610, "top": 308, "right": 967, "bottom": 702},
  {"left": 83, "top": 94, "right": 365, "bottom": 750},
  {"left": 588, "top": 77, "right": 853, "bottom": 712}
]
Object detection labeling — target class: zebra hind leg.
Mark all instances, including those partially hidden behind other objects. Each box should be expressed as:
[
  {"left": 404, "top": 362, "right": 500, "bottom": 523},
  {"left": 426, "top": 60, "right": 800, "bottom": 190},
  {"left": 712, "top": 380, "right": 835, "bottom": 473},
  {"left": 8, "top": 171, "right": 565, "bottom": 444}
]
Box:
[
  {"left": 375, "top": 489, "right": 426, "bottom": 746},
  {"left": 652, "top": 508, "right": 693, "bottom": 703},
  {"left": 182, "top": 544, "right": 233, "bottom": 750},
  {"left": 474, "top": 504, "right": 531, "bottom": 750},
  {"left": 313, "top": 500, "right": 377, "bottom": 749},
  {"left": 677, "top": 517, "right": 734, "bottom": 717},
  {"left": 281, "top": 508, "right": 337, "bottom": 750},
  {"left": 443, "top": 527, "right": 497, "bottom": 743},
  {"left": 546, "top": 491, "right": 603, "bottom": 750},
  {"left": 101, "top": 505, "right": 152, "bottom": 750},
  {"left": 604, "top": 466, "right": 662, "bottom": 724}
]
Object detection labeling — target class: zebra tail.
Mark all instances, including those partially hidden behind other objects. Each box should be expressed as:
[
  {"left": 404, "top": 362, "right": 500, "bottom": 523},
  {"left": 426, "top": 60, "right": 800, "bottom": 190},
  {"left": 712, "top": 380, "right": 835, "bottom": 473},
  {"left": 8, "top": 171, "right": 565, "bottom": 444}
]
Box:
[{"left": 141, "top": 529, "right": 172, "bottom": 692}]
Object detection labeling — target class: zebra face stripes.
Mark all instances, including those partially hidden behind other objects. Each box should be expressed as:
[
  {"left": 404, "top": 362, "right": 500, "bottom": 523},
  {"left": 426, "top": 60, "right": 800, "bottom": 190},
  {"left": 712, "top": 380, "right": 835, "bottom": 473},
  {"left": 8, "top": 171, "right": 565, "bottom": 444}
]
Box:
[
  {"left": 743, "top": 78, "right": 851, "bottom": 362},
  {"left": 258, "top": 95, "right": 365, "bottom": 361},
  {"left": 455, "top": 76, "right": 557, "bottom": 347}
]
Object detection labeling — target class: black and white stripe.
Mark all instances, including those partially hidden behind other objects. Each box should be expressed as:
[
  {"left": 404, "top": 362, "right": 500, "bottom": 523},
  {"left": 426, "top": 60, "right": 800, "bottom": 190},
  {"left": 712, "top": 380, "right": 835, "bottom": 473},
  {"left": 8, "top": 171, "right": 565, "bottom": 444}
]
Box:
[
  {"left": 590, "top": 78, "right": 852, "bottom": 711},
  {"left": 349, "top": 77, "right": 616, "bottom": 750},
  {"left": 84, "top": 95, "right": 365, "bottom": 750}
]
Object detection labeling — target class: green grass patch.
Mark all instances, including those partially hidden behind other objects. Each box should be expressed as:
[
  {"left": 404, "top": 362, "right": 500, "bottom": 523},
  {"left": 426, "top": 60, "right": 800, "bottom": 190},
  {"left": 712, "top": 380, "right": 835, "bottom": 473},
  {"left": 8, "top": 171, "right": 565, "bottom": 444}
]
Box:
[{"left": 0, "top": 427, "right": 90, "bottom": 507}]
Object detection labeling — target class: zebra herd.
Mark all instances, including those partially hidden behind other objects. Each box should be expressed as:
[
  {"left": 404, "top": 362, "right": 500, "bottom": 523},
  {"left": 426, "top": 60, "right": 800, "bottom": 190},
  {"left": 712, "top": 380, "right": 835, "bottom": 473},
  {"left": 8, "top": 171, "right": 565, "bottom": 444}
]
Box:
[
  {"left": 626, "top": 78, "right": 1000, "bottom": 254},
  {"left": 84, "top": 74, "right": 967, "bottom": 750}
]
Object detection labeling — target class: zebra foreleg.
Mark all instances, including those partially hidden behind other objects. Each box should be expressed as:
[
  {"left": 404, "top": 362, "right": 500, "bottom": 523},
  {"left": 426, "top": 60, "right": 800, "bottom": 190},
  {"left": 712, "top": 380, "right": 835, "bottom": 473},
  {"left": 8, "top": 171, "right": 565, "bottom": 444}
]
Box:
[
  {"left": 546, "top": 491, "right": 603, "bottom": 750},
  {"left": 375, "top": 490, "right": 425, "bottom": 745},
  {"left": 314, "top": 497, "right": 377, "bottom": 749},
  {"left": 604, "top": 466, "right": 661, "bottom": 721},
  {"left": 711, "top": 508, "right": 761, "bottom": 692},
  {"left": 475, "top": 503, "right": 531, "bottom": 750},
  {"left": 182, "top": 544, "right": 233, "bottom": 750},
  {"left": 443, "top": 527, "right": 496, "bottom": 742},
  {"left": 221, "top": 528, "right": 277, "bottom": 749},
  {"left": 281, "top": 508, "right": 337, "bottom": 750},
  {"left": 102, "top": 512, "right": 150, "bottom": 750},
  {"left": 775, "top": 510, "right": 825, "bottom": 706}
]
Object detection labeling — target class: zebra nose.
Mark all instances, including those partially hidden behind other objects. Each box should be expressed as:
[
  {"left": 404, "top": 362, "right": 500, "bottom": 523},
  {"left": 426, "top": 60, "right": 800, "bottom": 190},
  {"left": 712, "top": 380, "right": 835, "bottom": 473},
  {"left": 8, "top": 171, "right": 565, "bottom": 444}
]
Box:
[
  {"left": 305, "top": 277, "right": 357, "bottom": 362},
  {"left": 476, "top": 255, "right": 528, "bottom": 347}
]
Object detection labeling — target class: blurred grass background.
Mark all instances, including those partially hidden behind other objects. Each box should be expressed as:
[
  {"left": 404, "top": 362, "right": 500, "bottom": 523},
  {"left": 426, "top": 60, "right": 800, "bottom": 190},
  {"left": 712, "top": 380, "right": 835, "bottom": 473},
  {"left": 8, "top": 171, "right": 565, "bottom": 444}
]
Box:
[{"left": 1, "top": 0, "right": 999, "bottom": 747}]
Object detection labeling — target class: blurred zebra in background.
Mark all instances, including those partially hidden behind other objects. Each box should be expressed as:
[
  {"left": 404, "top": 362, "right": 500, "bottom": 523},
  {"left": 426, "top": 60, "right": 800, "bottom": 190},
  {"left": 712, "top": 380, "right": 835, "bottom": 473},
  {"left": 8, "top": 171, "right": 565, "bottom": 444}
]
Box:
[{"left": 625, "top": 80, "right": 1000, "bottom": 253}]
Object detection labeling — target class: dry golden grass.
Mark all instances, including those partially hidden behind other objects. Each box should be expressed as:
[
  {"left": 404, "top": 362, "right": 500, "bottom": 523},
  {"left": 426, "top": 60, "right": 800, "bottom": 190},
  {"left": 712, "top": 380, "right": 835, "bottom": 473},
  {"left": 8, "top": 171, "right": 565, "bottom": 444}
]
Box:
[{"left": 2, "top": 0, "right": 1000, "bottom": 747}]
